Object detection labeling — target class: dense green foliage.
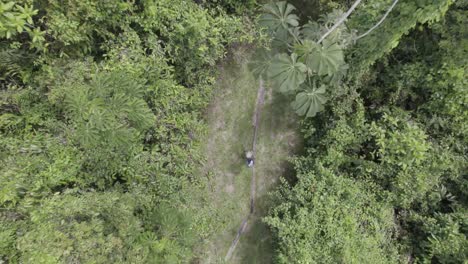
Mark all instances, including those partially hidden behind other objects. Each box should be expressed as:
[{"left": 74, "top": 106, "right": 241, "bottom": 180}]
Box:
[
  {"left": 347, "top": 0, "right": 452, "bottom": 78},
  {"left": 1, "top": 0, "right": 466, "bottom": 263},
  {"left": 253, "top": 2, "right": 350, "bottom": 117},
  {"left": 0, "top": 0, "right": 257, "bottom": 263},
  {"left": 265, "top": 0, "right": 467, "bottom": 263},
  {"left": 265, "top": 164, "right": 399, "bottom": 263}
]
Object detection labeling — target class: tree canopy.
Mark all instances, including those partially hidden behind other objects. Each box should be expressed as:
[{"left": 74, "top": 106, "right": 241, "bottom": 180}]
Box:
[
  {"left": 1, "top": 0, "right": 466, "bottom": 263},
  {"left": 264, "top": 1, "right": 467, "bottom": 263}
]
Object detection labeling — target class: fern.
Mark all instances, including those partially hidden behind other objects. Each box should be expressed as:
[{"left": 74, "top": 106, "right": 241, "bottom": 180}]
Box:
[
  {"left": 0, "top": 48, "right": 34, "bottom": 82},
  {"left": 60, "top": 69, "right": 155, "bottom": 183}
]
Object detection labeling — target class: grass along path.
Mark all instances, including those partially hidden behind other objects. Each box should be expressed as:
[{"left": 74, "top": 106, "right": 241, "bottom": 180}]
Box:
[
  {"left": 224, "top": 79, "right": 265, "bottom": 261},
  {"left": 200, "top": 47, "right": 302, "bottom": 263}
]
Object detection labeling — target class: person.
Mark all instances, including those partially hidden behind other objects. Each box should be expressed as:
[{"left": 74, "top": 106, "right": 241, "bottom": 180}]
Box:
[{"left": 246, "top": 151, "right": 254, "bottom": 167}]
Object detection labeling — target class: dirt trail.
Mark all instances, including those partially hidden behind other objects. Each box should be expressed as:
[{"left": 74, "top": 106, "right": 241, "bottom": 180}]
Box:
[
  {"left": 200, "top": 49, "right": 302, "bottom": 263},
  {"left": 224, "top": 80, "right": 265, "bottom": 261}
]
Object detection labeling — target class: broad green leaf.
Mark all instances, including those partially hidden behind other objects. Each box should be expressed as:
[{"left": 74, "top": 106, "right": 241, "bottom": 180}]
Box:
[
  {"left": 1, "top": 2, "right": 15, "bottom": 12},
  {"left": 325, "top": 63, "right": 349, "bottom": 86},
  {"left": 259, "top": 1, "right": 299, "bottom": 43},
  {"left": 295, "top": 39, "right": 344, "bottom": 76},
  {"left": 292, "top": 85, "right": 327, "bottom": 117},
  {"left": 269, "top": 53, "right": 307, "bottom": 93},
  {"left": 301, "top": 21, "right": 322, "bottom": 41},
  {"left": 249, "top": 49, "right": 273, "bottom": 78}
]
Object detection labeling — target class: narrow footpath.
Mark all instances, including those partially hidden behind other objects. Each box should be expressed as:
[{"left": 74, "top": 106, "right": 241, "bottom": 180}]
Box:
[
  {"left": 224, "top": 79, "right": 265, "bottom": 261},
  {"left": 201, "top": 48, "right": 302, "bottom": 263}
]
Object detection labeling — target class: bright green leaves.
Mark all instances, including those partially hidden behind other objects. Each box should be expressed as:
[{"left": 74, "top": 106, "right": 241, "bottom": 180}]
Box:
[
  {"left": 26, "top": 27, "right": 46, "bottom": 50},
  {"left": 65, "top": 71, "right": 154, "bottom": 136},
  {"left": 0, "top": 2, "right": 40, "bottom": 42},
  {"left": 371, "top": 115, "right": 431, "bottom": 171},
  {"left": 256, "top": 2, "right": 352, "bottom": 119},
  {"left": 292, "top": 85, "right": 327, "bottom": 117},
  {"left": 63, "top": 70, "right": 154, "bottom": 152},
  {"left": 259, "top": 1, "right": 299, "bottom": 37},
  {"left": 295, "top": 40, "right": 345, "bottom": 76},
  {"left": 17, "top": 192, "right": 145, "bottom": 263},
  {"left": 309, "top": 40, "right": 344, "bottom": 76},
  {"left": 59, "top": 70, "right": 155, "bottom": 185},
  {"left": 0, "top": 2, "right": 258, "bottom": 263},
  {"left": 269, "top": 53, "right": 307, "bottom": 93},
  {"left": 259, "top": 1, "right": 299, "bottom": 47},
  {"left": 265, "top": 167, "right": 399, "bottom": 263}
]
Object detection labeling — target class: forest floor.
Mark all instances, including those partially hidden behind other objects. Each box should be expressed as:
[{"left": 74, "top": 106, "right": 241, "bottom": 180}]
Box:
[{"left": 199, "top": 47, "right": 302, "bottom": 263}]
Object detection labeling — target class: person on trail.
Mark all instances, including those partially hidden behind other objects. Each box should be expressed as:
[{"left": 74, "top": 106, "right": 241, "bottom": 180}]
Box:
[{"left": 246, "top": 151, "right": 254, "bottom": 167}]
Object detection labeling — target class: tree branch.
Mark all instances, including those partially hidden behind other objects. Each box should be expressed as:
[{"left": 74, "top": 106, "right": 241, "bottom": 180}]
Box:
[
  {"left": 317, "top": 0, "right": 363, "bottom": 44},
  {"left": 356, "top": 0, "right": 399, "bottom": 40}
]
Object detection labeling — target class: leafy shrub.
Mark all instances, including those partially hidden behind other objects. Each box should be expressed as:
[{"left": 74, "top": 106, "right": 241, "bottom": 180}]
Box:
[
  {"left": 347, "top": 0, "right": 452, "bottom": 78},
  {"left": 267, "top": 2, "right": 467, "bottom": 262},
  {"left": 202, "top": 0, "right": 257, "bottom": 14},
  {"left": 265, "top": 163, "right": 399, "bottom": 263},
  {"left": 136, "top": 0, "right": 252, "bottom": 84},
  {"left": 17, "top": 191, "right": 144, "bottom": 263},
  {"left": 0, "top": 0, "right": 258, "bottom": 262}
]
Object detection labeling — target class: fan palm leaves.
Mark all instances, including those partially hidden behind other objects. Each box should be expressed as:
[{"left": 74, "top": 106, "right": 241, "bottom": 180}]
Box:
[
  {"left": 325, "top": 63, "right": 349, "bottom": 86},
  {"left": 255, "top": 2, "right": 353, "bottom": 118},
  {"left": 294, "top": 39, "right": 345, "bottom": 76},
  {"left": 301, "top": 21, "right": 323, "bottom": 41},
  {"left": 64, "top": 70, "right": 155, "bottom": 149},
  {"left": 292, "top": 85, "right": 327, "bottom": 117},
  {"left": 249, "top": 49, "right": 273, "bottom": 78},
  {"left": 269, "top": 53, "right": 307, "bottom": 93},
  {"left": 259, "top": 1, "right": 299, "bottom": 44}
]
